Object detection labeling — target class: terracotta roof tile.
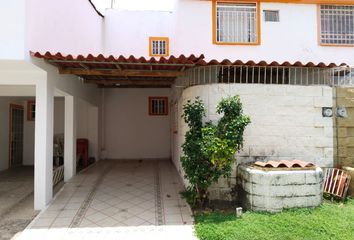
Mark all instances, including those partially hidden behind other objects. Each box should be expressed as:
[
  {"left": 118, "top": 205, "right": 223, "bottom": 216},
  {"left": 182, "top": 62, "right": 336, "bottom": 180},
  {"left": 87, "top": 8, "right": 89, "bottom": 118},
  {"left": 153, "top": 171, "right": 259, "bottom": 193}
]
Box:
[
  {"left": 254, "top": 160, "right": 315, "bottom": 168},
  {"left": 31, "top": 51, "right": 347, "bottom": 69}
]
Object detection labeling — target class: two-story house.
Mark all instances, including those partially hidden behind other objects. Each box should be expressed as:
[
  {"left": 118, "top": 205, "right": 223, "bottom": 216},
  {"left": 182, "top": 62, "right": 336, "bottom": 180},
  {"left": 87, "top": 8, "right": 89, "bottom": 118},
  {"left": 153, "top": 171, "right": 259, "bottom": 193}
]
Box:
[{"left": 0, "top": 0, "right": 353, "bottom": 209}]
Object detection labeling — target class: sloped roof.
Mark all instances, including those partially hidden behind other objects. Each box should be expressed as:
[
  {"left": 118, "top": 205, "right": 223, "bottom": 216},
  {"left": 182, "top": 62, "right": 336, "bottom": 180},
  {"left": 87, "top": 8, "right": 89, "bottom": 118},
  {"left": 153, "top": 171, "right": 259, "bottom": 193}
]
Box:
[{"left": 31, "top": 51, "right": 346, "bottom": 87}]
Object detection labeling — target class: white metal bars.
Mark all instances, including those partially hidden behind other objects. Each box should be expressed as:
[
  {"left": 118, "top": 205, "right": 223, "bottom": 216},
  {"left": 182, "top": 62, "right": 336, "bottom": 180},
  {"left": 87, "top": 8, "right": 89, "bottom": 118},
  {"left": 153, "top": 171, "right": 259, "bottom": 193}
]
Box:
[
  {"left": 183, "top": 66, "right": 354, "bottom": 87},
  {"left": 53, "top": 165, "right": 64, "bottom": 186},
  {"left": 216, "top": 2, "right": 257, "bottom": 43},
  {"left": 320, "top": 5, "right": 354, "bottom": 45},
  {"left": 152, "top": 39, "right": 167, "bottom": 56},
  {"left": 323, "top": 168, "right": 351, "bottom": 200}
]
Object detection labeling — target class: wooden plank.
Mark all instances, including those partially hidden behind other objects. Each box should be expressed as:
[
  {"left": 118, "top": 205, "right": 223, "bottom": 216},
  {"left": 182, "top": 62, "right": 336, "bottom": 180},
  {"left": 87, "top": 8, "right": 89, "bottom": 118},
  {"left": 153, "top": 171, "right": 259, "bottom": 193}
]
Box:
[
  {"left": 98, "top": 85, "right": 171, "bottom": 89},
  {"left": 59, "top": 68, "right": 185, "bottom": 77},
  {"left": 84, "top": 79, "right": 174, "bottom": 86}
]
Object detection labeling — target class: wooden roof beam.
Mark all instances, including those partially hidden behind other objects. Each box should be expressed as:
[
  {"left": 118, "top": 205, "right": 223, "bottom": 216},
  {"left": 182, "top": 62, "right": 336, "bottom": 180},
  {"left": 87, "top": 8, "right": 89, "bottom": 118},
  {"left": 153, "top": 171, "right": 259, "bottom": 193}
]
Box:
[
  {"left": 84, "top": 79, "right": 174, "bottom": 86},
  {"left": 59, "top": 68, "right": 184, "bottom": 77},
  {"left": 79, "top": 63, "right": 90, "bottom": 70}
]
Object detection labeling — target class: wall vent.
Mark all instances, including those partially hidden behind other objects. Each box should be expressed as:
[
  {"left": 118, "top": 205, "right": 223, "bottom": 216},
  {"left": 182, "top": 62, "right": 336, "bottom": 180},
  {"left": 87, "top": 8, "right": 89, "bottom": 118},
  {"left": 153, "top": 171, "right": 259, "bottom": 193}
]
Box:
[{"left": 264, "top": 10, "right": 280, "bottom": 22}]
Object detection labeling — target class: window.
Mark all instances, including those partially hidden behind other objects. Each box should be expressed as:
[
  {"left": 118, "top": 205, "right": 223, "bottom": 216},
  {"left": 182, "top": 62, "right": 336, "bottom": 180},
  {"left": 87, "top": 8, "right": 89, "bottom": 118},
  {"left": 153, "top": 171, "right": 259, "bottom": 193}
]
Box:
[
  {"left": 149, "top": 37, "right": 169, "bottom": 56},
  {"left": 319, "top": 5, "right": 354, "bottom": 45},
  {"left": 264, "top": 10, "right": 279, "bottom": 22},
  {"left": 27, "top": 100, "right": 35, "bottom": 121},
  {"left": 213, "top": 1, "right": 259, "bottom": 44},
  {"left": 149, "top": 97, "right": 168, "bottom": 115}
]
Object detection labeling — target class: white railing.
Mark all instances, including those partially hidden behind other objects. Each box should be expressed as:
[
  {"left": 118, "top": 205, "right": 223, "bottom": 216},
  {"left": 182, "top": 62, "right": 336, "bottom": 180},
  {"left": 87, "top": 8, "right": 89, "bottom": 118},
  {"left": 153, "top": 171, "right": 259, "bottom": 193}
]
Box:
[
  {"left": 53, "top": 165, "right": 64, "bottom": 186},
  {"left": 180, "top": 65, "right": 354, "bottom": 88}
]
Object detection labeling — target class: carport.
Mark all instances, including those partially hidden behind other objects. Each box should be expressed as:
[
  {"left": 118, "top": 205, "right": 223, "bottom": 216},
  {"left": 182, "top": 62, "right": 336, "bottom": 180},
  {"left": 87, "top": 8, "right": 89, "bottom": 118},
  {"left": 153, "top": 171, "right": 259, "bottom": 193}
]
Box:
[{"left": 31, "top": 52, "right": 204, "bottom": 162}]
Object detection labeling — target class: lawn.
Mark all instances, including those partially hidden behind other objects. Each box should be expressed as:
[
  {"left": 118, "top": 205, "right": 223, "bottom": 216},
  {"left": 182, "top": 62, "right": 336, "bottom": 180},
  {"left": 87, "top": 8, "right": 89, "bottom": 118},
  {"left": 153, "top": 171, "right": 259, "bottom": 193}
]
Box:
[{"left": 195, "top": 199, "right": 354, "bottom": 240}]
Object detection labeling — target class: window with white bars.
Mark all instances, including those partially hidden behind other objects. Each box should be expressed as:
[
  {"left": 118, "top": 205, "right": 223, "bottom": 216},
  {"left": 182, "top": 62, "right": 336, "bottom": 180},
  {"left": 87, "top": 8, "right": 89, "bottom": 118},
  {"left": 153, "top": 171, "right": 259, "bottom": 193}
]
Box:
[
  {"left": 216, "top": 2, "right": 258, "bottom": 44},
  {"left": 149, "top": 97, "right": 168, "bottom": 116},
  {"left": 264, "top": 10, "right": 279, "bottom": 22},
  {"left": 149, "top": 37, "right": 169, "bottom": 56},
  {"left": 320, "top": 5, "right": 354, "bottom": 45}
]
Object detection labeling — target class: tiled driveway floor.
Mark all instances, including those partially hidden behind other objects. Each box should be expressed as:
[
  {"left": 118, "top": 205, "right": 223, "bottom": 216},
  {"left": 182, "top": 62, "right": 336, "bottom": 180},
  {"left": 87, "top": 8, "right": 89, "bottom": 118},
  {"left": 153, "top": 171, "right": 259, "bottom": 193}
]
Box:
[{"left": 15, "top": 160, "right": 197, "bottom": 240}]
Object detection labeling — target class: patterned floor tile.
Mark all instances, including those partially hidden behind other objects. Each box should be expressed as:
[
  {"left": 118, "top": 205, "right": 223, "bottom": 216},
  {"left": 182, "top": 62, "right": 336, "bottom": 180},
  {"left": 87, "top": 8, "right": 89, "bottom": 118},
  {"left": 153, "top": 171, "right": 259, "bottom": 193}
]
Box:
[{"left": 19, "top": 160, "right": 195, "bottom": 239}]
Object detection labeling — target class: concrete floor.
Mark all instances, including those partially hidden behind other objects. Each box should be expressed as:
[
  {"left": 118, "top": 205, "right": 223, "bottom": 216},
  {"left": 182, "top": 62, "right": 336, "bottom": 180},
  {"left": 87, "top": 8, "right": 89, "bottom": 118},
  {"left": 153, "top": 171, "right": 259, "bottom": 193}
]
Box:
[
  {"left": 16, "top": 160, "right": 197, "bottom": 240},
  {"left": 0, "top": 166, "right": 37, "bottom": 240}
]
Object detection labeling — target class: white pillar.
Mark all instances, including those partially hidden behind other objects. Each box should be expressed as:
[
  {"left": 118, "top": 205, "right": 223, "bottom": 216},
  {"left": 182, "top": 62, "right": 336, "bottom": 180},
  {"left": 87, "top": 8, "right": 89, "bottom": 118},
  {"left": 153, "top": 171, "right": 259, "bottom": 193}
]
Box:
[
  {"left": 64, "top": 95, "right": 76, "bottom": 182},
  {"left": 34, "top": 79, "right": 54, "bottom": 210}
]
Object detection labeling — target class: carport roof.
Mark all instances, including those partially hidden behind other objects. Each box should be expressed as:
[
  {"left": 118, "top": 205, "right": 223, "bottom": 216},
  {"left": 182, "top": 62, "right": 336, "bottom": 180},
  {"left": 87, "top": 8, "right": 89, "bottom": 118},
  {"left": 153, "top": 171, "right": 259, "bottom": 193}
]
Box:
[
  {"left": 31, "top": 51, "right": 204, "bottom": 88},
  {"left": 31, "top": 51, "right": 347, "bottom": 88}
]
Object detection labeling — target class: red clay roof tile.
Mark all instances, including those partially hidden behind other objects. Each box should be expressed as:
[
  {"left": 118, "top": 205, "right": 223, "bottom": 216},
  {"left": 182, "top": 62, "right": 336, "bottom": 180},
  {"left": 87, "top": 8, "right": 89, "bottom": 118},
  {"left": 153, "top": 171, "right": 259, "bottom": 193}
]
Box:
[
  {"left": 31, "top": 51, "right": 347, "bottom": 68},
  {"left": 254, "top": 160, "right": 315, "bottom": 168}
]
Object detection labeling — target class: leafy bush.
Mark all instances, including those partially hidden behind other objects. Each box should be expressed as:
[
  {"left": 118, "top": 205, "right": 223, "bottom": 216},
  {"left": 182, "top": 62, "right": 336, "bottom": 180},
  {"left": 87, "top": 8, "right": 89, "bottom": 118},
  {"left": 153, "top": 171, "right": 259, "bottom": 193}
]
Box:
[{"left": 181, "top": 96, "right": 250, "bottom": 208}]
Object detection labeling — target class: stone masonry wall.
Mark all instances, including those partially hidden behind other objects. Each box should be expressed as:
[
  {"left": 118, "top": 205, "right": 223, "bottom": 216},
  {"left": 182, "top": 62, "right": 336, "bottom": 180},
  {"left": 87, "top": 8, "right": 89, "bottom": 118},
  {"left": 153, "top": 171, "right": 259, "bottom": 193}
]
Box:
[
  {"left": 237, "top": 166, "right": 323, "bottom": 212},
  {"left": 173, "top": 84, "right": 334, "bottom": 201}
]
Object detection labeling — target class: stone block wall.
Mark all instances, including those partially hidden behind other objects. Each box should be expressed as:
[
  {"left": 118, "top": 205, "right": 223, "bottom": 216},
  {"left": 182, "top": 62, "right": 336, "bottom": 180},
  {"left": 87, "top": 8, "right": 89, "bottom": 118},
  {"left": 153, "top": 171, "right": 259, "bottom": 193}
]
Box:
[
  {"left": 172, "top": 84, "right": 335, "bottom": 201},
  {"left": 237, "top": 166, "right": 323, "bottom": 212}
]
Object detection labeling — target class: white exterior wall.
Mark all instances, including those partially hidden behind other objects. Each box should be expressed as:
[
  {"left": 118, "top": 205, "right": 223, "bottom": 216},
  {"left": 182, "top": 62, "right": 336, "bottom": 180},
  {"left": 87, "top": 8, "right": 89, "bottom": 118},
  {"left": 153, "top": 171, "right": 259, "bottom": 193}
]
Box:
[
  {"left": 0, "top": 0, "right": 26, "bottom": 60},
  {"left": 173, "top": 84, "right": 334, "bottom": 191},
  {"left": 104, "top": 88, "right": 171, "bottom": 160},
  {"left": 104, "top": 1, "right": 354, "bottom": 65},
  {"left": 26, "top": 0, "right": 103, "bottom": 55},
  {"left": 104, "top": 9, "right": 175, "bottom": 56}
]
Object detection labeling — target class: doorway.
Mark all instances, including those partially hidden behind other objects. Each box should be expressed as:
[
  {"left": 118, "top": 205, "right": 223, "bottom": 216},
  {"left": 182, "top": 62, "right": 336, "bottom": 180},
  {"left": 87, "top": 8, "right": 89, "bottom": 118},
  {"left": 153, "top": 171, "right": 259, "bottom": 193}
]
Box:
[{"left": 9, "top": 104, "right": 24, "bottom": 167}]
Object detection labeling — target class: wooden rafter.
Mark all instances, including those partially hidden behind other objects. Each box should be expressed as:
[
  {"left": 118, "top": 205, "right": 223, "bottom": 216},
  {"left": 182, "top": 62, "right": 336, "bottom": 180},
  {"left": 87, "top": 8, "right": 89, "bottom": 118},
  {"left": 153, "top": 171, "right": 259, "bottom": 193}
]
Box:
[
  {"left": 79, "top": 63, "right": 89, "bottom": 70},
  {"left": 59, "top": 68, "right": 185, "bottom": 77},
  {"left": 84, "top": 79, "right": 174, "bottom": 86},
  {"left": 99, "top": 85, "right": 171, "bottom": 88}
]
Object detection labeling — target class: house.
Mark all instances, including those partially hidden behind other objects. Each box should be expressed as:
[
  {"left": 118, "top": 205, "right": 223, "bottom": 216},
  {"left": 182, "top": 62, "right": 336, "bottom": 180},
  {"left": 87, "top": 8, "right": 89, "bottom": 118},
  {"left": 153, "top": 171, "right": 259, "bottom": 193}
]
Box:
[{"left": 0, "top": 0, "right": 353, "bottom": 210}]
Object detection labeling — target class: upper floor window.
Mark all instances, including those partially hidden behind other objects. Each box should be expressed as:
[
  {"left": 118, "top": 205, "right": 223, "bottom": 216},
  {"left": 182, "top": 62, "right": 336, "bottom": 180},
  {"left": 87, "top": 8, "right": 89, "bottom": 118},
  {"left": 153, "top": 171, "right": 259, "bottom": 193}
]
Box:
[
  {"left": 149, "top": 37, "right": 169, "bottom": 57},
  {"left": 319, "top": 5, "right": 354, "bottom": 46},
  {"left": 214, "top": 1, "right": 259, "bottom": 45}
]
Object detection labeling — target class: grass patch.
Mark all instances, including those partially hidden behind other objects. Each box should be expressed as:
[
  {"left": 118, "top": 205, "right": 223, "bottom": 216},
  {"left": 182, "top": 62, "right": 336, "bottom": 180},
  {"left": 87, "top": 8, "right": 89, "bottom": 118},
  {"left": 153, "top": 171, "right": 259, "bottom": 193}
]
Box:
[{"left": 195, "top": 199, "right": 354, "bottom": 240}]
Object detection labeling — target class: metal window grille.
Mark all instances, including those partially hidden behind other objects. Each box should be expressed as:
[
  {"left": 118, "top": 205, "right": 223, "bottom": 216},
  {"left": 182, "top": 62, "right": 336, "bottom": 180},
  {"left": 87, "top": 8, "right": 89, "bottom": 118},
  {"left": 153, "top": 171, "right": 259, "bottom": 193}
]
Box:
[
  {"left": 264, "top": 10, "right": 279, "bottom": 22},
  {"left": 149, "top": 97, "right": 168, "bottom": 115},
  {"left": 216, "top": 2, "right": 257, "bottom": 43},
  {"left": 152, "top": 40, "right": 167, "bottom": 55},
  {"left": 320, "top": 5, "right": 354, "bottom": 45}
]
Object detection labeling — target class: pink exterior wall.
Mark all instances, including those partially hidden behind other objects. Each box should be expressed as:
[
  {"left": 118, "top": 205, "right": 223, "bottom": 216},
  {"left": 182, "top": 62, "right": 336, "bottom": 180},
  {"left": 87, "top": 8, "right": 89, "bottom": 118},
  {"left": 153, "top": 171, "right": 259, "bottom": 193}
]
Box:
[
  {"left": 103, "top": 0, "right": 354, "bottom": 66},
  {"left": 104, "top": 9, "right": 175, "bottom": 56},
  {"left": 27, "top": 0, "right": 103, "bottom": 55}
]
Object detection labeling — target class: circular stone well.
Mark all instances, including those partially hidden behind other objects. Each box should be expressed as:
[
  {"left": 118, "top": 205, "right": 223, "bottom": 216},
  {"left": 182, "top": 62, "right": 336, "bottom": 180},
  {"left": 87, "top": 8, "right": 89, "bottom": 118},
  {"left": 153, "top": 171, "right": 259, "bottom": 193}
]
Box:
[{"left": 237, "top": 162, "right": 323, "bottom": 213}]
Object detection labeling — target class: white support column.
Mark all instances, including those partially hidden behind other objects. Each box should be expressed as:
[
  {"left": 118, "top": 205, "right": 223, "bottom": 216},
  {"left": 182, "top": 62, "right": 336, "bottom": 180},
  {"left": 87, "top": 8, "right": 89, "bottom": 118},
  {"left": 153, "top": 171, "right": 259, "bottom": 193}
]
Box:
[
  {"left": 34, "top": 79, "right": 54, "bottom": 210},
  {"left": 64, "top": 95, "right": 77, "bottom": 182}
]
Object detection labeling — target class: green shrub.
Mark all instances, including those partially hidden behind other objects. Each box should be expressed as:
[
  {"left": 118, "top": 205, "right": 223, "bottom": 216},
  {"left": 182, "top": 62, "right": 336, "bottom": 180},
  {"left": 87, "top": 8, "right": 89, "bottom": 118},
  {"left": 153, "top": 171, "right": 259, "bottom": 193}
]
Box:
[{"left": 181, "top": 96, "right": 250, "bottom": 208}]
